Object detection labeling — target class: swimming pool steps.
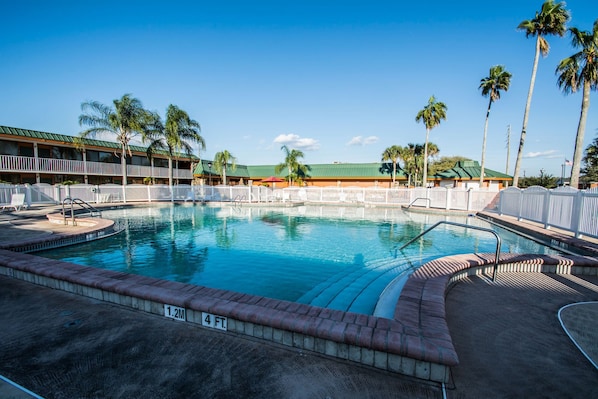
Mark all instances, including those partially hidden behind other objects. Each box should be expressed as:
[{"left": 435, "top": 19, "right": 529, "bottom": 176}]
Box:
[{"left": 299, "top": 257, "right": 411, "bottom": 313}]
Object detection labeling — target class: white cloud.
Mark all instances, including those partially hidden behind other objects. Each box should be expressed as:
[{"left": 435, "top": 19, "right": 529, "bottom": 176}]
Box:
[
  {"left": 273, "top": 133, "right": 320, "bottom": 150},
  {"left": 523, "top": 150, "right": 559, "bottom": 159},
  {"left": 347, "top": 135, "right": 379, "bottom": 146},
  {"left": 363, "top": 135, "right": 379, "bottom": 144}
]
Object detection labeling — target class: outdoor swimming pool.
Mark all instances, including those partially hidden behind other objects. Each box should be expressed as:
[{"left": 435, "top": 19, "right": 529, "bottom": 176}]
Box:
[{"left": 38, "top": 204, "right": 564, "bottom": 315}]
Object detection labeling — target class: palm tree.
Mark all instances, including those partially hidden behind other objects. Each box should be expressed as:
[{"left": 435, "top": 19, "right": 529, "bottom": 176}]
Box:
[
  {"left": 381, "top": 145, "right": 403, "bottom": 185},
  {"left": 79, "top": 93, "right": 153, "bottom": 185},
  {"left": 213, "top": 150, "right": 237, "bottom": 185},
  {"left": 479, "top": 65, "right": 512, "bottom": 186},
  {"left": 416, "top": 96, "right": 447, "bottom": 187},
  {"left": 274, "top": 145, "right": 308, "bottom": 187},
  {"left": 145, "top": 104, "right": 205, "bottom": 186},
  {"left": 425, "top": 141, "right": 439, "bottom": 164},
  {"left": 556, "top": 20, "right": 598, "bottom": 188},
  {"left": 401, "top": 143, "right": 425, "bottom": 186},
  {"left": 512, "top": 0, "right": 570, "bottom": 187},
  {"left": 399, "top": 144, "right": 417, "bottom": 187}
]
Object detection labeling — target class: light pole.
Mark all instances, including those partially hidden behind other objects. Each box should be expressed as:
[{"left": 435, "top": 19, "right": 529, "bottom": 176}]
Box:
[
  {"left": 207, "top": 162, "right": 212, "bottom": 186},
  {"left": 540, "top": 168, "right": 545, "bottom": 187}
]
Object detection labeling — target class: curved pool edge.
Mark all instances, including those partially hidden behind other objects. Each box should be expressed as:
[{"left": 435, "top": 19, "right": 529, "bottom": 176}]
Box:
[
  {"left": 2, "top": 245, "right": 598, "bottom": 384},
  {"left": 0, "top": 214, "right": 119, "bottom": 253}
]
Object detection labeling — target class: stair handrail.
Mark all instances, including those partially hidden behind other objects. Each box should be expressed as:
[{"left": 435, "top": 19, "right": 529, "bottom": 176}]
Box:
[
  {"left": 62, "top": 197, "right": 102, "bottom": 225},
  {"left": 406, "top": 197, "right": 431, "bottom": 209},
  {"left": 398, "top": 221, "right": 502, "bottom": 281}
]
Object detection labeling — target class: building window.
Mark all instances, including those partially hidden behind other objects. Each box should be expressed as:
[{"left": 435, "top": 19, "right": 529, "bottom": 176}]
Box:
[
  {"left": 0, "top": 140, "right": 19, "bottom": 156},
  {"left": 18, "top": 144, "right": 34, "bottom": 157}
]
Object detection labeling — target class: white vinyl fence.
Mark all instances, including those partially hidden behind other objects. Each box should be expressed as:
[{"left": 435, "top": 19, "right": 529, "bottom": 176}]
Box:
[
  {"left": 0, "top": 184, "right": 500, "bottom": 213},
  {"left": 498, "top": 186, "right": 598, "bottom": 239}
]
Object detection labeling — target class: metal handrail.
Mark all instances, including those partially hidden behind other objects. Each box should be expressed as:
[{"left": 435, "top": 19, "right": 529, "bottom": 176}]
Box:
[
  {"left": 398, "top": 221, "right": 502, "bottom": 281},
  {"left": 62, "top": 197, "right": 102, "bottom": 225},
  {"left": 406, "top": 197, "right": 431, "bottom": 209}
]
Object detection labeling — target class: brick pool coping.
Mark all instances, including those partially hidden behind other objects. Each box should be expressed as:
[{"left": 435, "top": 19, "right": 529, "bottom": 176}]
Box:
[{"left": 1, "top": 215, "right": 597, "bottom": 383}]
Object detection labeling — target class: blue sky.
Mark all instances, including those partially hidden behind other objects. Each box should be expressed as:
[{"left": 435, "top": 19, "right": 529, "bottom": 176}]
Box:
[{"left": 1, "top": 1, "right": 596, "bottom": 178}]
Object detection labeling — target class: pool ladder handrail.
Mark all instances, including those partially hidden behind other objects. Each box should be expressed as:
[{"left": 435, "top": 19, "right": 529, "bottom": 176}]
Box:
[
  {"left": 406, "top": 197, "right": 431, "bottom": 209},
  {"left": 398, "top": 221, "right": 502, "bottom": 281},
  {"left": 62, "top": 197, "right": 102, "bottom": 225}
]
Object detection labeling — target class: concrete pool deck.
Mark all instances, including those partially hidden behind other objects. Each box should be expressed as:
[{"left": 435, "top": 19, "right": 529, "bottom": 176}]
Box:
[{"left": 0, "top": 204, "right": 597, "bottom": 398}]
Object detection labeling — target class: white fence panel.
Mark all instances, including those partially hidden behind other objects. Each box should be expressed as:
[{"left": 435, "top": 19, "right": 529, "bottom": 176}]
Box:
[
  {"left": 0, "top": 184, "right": 17, "bottom": 204},
  {"left": 125, "top": 184, "right": 150, "bottom": 202},
  {"left": 66, "top": 184, "right": 96, "bottom": 203},
  {"left": 147, "top": 185, "right": 171, "bottom": 202},
  {"left": 30, "top": 183, "right": 55, "bottom": 203},
  {"left": 546, "top": 187, "right": 577, "bottom": 231},
  {"left": 498, "top": 187, "right": 521, "bottom": 215},
  {"left": 450, "top": 189, "right": 470, "bottom": 211},
  {"left": 499, "top": 185, "right": 597, "bottom": 239},
  {"left": 472, "top": 190, "right": 499, "bottom": 212},
  {"left": 98, "top": 184, "right": 124, "bottom": 203},
  {"left": 579, "top": 188, "right": 598, "bottom": 238},
  {"left": 429, "top": 188, "right": 448, "bottom": 209},
  {"left": 520, "top": 186, "right": 547, "bottom": 223}
]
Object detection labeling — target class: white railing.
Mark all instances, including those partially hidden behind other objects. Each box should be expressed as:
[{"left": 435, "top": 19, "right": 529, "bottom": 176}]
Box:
[
  {"left": 0, "top": 154, "right": 191, "bottom": 179},
  {"left": 2, "top": 184, "right": 499, "bottom": 212},
  {"left": 498, "top": 186, "right": 598, "bottom": 239}
]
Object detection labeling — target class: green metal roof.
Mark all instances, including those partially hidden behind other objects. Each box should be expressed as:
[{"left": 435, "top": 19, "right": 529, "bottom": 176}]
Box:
[
  {"left": 194, "top": 160, "right": 251, "bottom": 178},
  {"left": 0, "top": 125, "right": 199, "bottom": 159},
  {"left": 303, "top": 163, "right": 405, "bottom": 178},
  {"left": 433, "top": 160, "right": 512, "bottom": 180},
  {"left": 194, "top": 161, "right": 404, "bottom": 180}
]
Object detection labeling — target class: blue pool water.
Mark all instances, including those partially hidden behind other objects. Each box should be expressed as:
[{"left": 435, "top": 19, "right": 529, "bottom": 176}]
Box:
[{"left": 37, "top": 204, "right": 563, "bottom": 315}]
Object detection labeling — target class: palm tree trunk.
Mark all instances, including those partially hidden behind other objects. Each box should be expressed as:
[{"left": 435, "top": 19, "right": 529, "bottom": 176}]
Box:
[
  {"left": 480, "top": 98, "right": 493, "bottom": 186},
  {"left": 423, "top": 129, "right": 430, "bottom": 187},
  {"left": 168, "top": 157, "right": 173, "bottom": 187},
  {"left": 121, "top": 150, "right": 128, "bottom": 186},
  {"left": 223, "top": 166, "right": 227, "bottom": 185},
  {"left": 392, "top": 162, "right": 396, "bottom": 185},
  {"left": 513, "top": 35, "right": 542, "bottom": 187},
  {"left": 570, "top": 81, "right": 591, "bottom": 188}
]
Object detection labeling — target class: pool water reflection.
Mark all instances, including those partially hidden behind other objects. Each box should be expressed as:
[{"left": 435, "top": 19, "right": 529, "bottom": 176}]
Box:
[{"left": 37, "top": 204, "right": 563, "bottom": 315}]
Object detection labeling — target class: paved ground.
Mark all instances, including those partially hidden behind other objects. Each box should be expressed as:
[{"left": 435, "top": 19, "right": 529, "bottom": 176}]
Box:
[{"left": 0, "top": 205, "right": 597, "bottom": 398}]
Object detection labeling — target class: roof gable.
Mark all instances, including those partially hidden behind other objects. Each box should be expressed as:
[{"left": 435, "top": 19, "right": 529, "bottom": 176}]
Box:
[{"left": 434, "top": 160, "right": 512, "bottom": 180}]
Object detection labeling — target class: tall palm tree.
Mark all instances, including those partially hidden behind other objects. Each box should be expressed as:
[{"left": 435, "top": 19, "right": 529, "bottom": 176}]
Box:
[
  {"left": 381, "top": 145, "right": 403, "bottom": 185},
  {"left": 79, "top": 93, "right": 153, "bottom": 185},
  {"left": 512, "top": 0, "right": 570, "bottom": 187},
  {"left": 556, "top": 20, "right": 598, "bottom": 188},
  {"left": 274, "top": 145, "right": 308, "bottom": 187},
  {"left": 416, "top": 96, "right": 447, "bottom": 187},
  {"left": 145, "top": 104, "right": 205, "bottom": 186},
  {"left": 213, "top": 150, "right": 237, "bottom": 185},
  {"left": 479, "top": 65, "right": 512, "bottom": 186}
]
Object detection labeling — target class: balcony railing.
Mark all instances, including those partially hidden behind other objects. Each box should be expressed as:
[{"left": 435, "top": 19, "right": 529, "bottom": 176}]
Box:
[{"left": 0, "top": 154, "right": 192, "bottom": 179}]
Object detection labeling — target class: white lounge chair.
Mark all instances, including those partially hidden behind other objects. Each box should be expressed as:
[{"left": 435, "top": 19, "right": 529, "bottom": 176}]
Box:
[{"left": 1, "top": 193, "right": 25, "bottom": 212}]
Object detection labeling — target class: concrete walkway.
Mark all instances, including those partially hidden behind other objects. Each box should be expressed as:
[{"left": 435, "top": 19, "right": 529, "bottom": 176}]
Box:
[{"left": 0, "top": 205, "right": 597, "bottom": 398}]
